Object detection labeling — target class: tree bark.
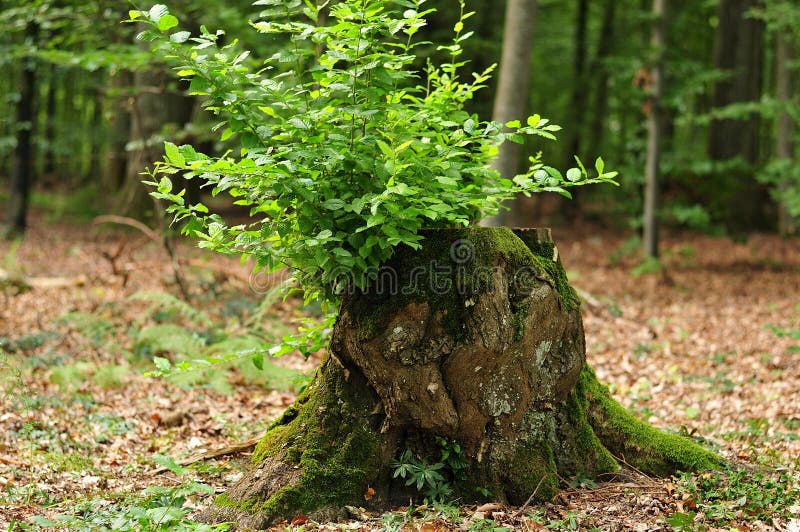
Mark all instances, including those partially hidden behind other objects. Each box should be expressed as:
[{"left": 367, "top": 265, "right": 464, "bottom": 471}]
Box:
[
  {"left": 568, "top": 0, "right": 589, "bottom": 161},
  {"left": 103, "top": 69, "right": 132, "bottom": 195},
  {"left": 115, "top": 67, "right": 194, "bottom": 219},
  {"left": 775, "top": 34, "right": 796, "bottom": 236},
  {"left": 5, "top": 21, "right": 37, "bottom": 239},
  {"left": 708, "top": 0, "right": 766, "bottom": 231},
  {"left": 43, "top": 64, "right": 58, "bottom": 181},
  {"left": 586, "top": 0, "right": 616, "bottom": 161},
  {"left": 200, "top": 228, "right": 722, "bottom": 528},
  {"left": 86, "top": 75, "right": 105, "bottom": 184},
  {"left": 643, "top": 0, "right": 666, "bottom": 259},
  {"left": 482, "top": 0, "right": 538, "bottom": 227}
]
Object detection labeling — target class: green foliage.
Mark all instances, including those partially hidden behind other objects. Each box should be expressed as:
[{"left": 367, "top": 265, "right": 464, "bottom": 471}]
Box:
[
  {"left": 671, "top": 469, "right": 800, "bottom": 526},
  {"left": 131, "top": 291, "right": 213, "bottom": 327},
  {"left": 758, "top": 159, "right": 800, "bottom": 221},
  {"left": 25, "top": 457, "right": 229, "bottom": 531},
  {"left": 131, "top": 0, "right": 616, "bottom": 304},
  {"left": 389, "top": 438, "right": 469, "bottom": 502},
  {"left": 390, "top": 449, "right": 449, "bottom": 500}
]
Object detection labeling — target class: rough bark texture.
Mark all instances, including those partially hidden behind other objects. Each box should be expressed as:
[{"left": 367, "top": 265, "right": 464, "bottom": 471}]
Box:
[{"left": 201, "top": 228, "right": 722, "bottom": 528}]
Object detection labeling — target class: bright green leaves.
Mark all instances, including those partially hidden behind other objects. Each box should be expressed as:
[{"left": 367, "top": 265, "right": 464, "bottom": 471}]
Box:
[
  {"left": 164, "top": 142, "right": 184, "bottom": 167},
  {"left": 157, "top": 14, "right": 178, "bottom": 32},
  {"left": 137, "top": 0, "right": 616, "bottom": 305}
]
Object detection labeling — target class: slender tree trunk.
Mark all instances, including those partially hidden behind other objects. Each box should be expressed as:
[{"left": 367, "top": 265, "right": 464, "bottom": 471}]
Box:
[
  {"left": 5, "top": 22, "right": 37, "bottom": 239},
  {"left": 116, "top": 67, "right": 194, "bottom": 219},
  {"left": 586, "top": 0, "right": 616, "bottom": 160},
  {"left": 43, "top": 65, "right": 58, "bottom": 181},
  {"left": 103, "top": 70, "right": 132, "bottom": 195},
  {"left": 775, "top": 34, "right": 796, "bottom": 236},
  {"left": 86, "top": 75, "right": 105, "bottom": 184},
  {"left": 708, "top": 0, "right": 766, "bottom": 231},
  {"left": 644, "top": 0, "right": 666, "bottom": 258},
  {"left": 483, "top": 0, "right": 538, "bottom": 227},
  {"left": 562, "top": 0, "right": 590, "bottom": 218},
  {"left": 64, "top": 69, "right": 82, "bottom": 184},
  {"left": 568, "top": 0, "right": 589, "bottom": 160}
]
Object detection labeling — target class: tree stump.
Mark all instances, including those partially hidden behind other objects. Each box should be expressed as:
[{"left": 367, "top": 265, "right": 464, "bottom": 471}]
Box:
[{"left": 201, "top": 228, "right": 722, "bottom": 528}]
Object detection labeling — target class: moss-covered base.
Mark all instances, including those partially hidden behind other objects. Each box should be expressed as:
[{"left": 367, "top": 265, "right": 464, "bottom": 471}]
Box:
[
  {"left": 197, "top": 357, "right": 386, "bottom": 529},
  {"left": 199, "top": 360, "right": 722, "bottom": 529},
  {"left": 199, "top": 228, "right": 723, "bottom": 529}
]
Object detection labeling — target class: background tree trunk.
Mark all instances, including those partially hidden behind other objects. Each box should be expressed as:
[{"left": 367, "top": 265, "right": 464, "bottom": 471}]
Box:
[
  {"left": 115, "top": 68, "right": 194, "bottom": 220},
  {"left": 483, "top": 0, "right": 538, "bottom": 227},
  {"left": 586, "top": 0, "right": 616, "bottom": 161},
  {"left": 200, "top": 228, "right": 723, "bottom": 529},
  {"left": 708, "top": 0, "right": 766, "bottom": 231},
  {"left": 643, "top": 0, "right": 666, "bottom": 258},
  {"left": 5, "top": 21, "right": 37, "bottom": 239},
  {"left": 775, "top": 34, "right": 795, "bottom": 236},
  {"left": 103, "top": 69, "right": 132, "bottom": 195}
]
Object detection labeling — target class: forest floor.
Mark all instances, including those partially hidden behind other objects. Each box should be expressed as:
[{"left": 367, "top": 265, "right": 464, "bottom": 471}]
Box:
[{"left": 1, "top": 212, "right": 799, "bottom": 531}]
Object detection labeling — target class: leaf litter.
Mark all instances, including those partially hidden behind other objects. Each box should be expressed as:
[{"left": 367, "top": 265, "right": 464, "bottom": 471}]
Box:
[{"left": 0, "top": 216, "right": 798, "bottom": 530}]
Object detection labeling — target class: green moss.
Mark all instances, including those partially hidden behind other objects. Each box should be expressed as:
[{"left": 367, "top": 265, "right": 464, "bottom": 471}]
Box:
[
  {"left": 511, "top": 302, "right": 530, "bottom": 341},
  {"left": 560, "top": 381, "right": 620, "bottom": 477},
  {"left": 219, "top": 359, "right": 383, "bottom": 521},
  {"left": 503, "top": 442, "right": 559, "bottom": 504},
  {"left": 578, "top": 365, "right": 724, "bottom": 475}
]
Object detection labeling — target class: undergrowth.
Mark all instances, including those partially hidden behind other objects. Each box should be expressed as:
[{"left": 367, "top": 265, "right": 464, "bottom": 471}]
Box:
[
  {"left": 14, "top": 457, "right": 229, "bottom": 532},
  {"left": 668, "top": 468, "right": 800, "bottom": 530}
]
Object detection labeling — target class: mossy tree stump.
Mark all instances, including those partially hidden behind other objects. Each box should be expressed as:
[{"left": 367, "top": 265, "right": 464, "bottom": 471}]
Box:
[{"left": 201, "top": 228, "right": 722, "bottom": 528}]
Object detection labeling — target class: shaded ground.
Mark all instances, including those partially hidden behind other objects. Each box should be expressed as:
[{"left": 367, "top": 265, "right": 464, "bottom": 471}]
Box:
[{"left": 1, "top": 214, "right": 798, "bottom": 530}]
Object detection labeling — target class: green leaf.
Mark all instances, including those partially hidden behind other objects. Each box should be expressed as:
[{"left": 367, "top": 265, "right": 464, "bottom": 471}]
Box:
[
  {"left": 153, "top": 356, "right": 171, "bottom": 372},
  {"left": 463, "top": 118, "right": 475, "bottom": 134},
  {"left": 157, "top": 177, "right": 173, "bottom": 194},
  {"left": 170, "top": 31, "right": 191, "bottom": 43},
  {"left": 158, "top": 14, "right": 179, "bottom": 32},
  {"left": 323, "top": 199, "right": 346, "bottom": 210},
  {"left": 154, "top": 454, "right": 185, "bottom": 475},
  {"left": 595, "top": 157, "right": 605, "bottom": 175},
  {"left": 566, "top": 167, "right": 582, "bottom": 182},
  {"left": 148, "top": 4, "right": 168, "bottom": 23},
  {"left": 164, "top": 142, "right": 185, "bottom": 166},
  {"left": 526, "top": 114, "right": 541, "bottom": 127},
  {"left": 252, "top": 351, "right": 264, "bottom": 371}
]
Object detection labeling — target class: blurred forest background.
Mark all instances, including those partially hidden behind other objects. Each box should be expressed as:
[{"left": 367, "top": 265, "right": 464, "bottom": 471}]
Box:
[{"left": 2, "top": 0, "right": 799, "bottom": 243}]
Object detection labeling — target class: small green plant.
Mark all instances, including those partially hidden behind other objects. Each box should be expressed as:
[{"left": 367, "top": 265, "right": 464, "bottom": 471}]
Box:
[
  {"left": 390, "top": 449, "right": 449, "bottom": 500},
  {"left": 380, "top": 511, "right": 407, "bottom": 532},
  {"left": 389, "top": 437, "right": 470, "bottom": 502},
  {"left": 130, "top": 0, "right": 617, "bottom": 306},
  {"left": 671, "top": 468, "right": 800, "bottom": 527},
  {"left": 468, "top": 518, "right": 510, "bottom": 531},
  {"left": 631, "top": 255, "right": 662, "bottom": 276},
  {"left": 26, "top": 456, "right": 229, "bottom": 531}
]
